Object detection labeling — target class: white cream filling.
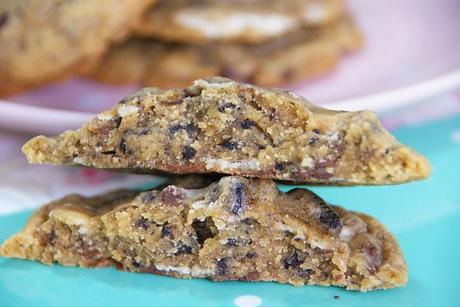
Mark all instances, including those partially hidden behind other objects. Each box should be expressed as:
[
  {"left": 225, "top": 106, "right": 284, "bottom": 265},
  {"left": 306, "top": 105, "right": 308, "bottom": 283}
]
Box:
[
  {"left": 72, "top": 156, "right": 87, "bottom": 165},
  {"left": 154, "top": 264, "right": 213, "bottom": 277},
  {"left": 176, "top": 10, "right": 295, "bottom": 38},
  {"left": 117, "top": 105, "right": 139, "bottom": 118},
  {"left": 301, "top": 156, "right": 314, "bottom": 168},
  {"left": 192, "top": 79, "right": 235, "bottom": 89},
  {"left": 339, "top": 226, "right": 355, "bottom": 241},
  {"left": 96, "top": 113, "right": 113, "bottom": 121},
  {"left": 205, "top": 158, "right": 260, "bottom": 171}
]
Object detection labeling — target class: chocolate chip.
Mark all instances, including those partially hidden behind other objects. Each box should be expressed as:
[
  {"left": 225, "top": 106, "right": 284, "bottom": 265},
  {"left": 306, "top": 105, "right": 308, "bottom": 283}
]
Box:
[
  {"left": 313, "top": 129, "right": 320, "bottom": 134},
  {"left": 176, "top": 244, "right": 193, "bottom": 255},
  {"left": 119, "top": 138, "right": 127, "bottom": 154},
  {"left": 308, "top": 136, "right": 319, "bottom": 146},
  {"left": 221, "top": 139, "right": 238, "bottom": 150},
  {"left": 269, "top": 108, "right": 278, "bottom": 121},
  {"left": 169, "top": 124, "right": 183, "bottom": 134},
  {"left": 47, "top": 230, "right": 56, "bottom": 245},
  {"left": 319, "top": 210, "right": 341, "bottom": 229},
  {"left": 134, "top": 217, "right": 149, "bottom": 230},
  {"left": 240, "top": 119, "right": 256, "bottom": 129},
  {"left": 113, "top": 116, "right": 122, "bottom": 129},
  {"left": 0, "top": 13, "right": 8, "bottom": 29},
  {"left": 314, "top": 194, "right": 342, "bottom": 229},
  {"left": 101, "top": 150, "right": 116, "bottom": 155},
  {"left": 283, "top": 250, "right": 304, "bottom": 269},
  {"left": 231, "top": 182, "right": 245, "bottom": 215},
  {"left": 185, "top": 123, "right": 197, "bottom": 135},
  {"left": 182, "top": 146, "right": 196, "bottom": 161},
  {"left": 217, "top": 258, "right": 228, "bottom": 275},
  {"left": 226, "top": 238, "right": 238, "bottom": 247},
  {"left": 274, "top": 162, "right": 286, "bottom": 171},
  {"left": 246, "top": 252, "right": 257, "bottom": 259},
  {"left": 132, "top": 259, "right": 142, "bottom": 268},
  {"left": 161, "top": 224, "right": 173, "bottom": 238},
  {"left": 217, "top": 102, "right": 237, "bottom": 112}
]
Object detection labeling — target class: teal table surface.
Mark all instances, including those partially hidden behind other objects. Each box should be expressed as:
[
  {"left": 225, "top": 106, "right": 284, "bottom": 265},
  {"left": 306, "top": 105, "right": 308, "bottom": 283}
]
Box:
[{"left": 1, "top": 115, "right": 459, "bottom": 307}]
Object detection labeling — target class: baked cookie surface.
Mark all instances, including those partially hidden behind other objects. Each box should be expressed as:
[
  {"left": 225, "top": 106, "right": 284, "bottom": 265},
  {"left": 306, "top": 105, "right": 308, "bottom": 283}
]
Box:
[
  {"left": 0, "top": 0, "right": 156, "bottom": 96},
  {"left": 136, "top": 0, "right": 344, "bottom": 44},
  {"left": 0, "top": 176, "right": 407, "bottom": 291},
  {"left": 86, "top": 16, "right": 362, "bottom": 87},
  {"left": 22, "top": 77, "right": 430, "bottom": 185}
]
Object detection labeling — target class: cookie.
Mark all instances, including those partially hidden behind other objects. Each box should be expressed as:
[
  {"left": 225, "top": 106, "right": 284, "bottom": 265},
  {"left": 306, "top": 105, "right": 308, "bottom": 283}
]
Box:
[
  {"left": 22, "top": 77, "right": 431, "bottom": 185},
  {"left": 0, "top": 0, "right": 157, "bottom": 96},
  {"left": 86, "top": 15, "right": 362, "bottom": 88},
  {"left": 135, "top": 0, "right": 344, "bottom": 44},
  {"left": 0, "top": 176, "right": 407, "bottom": 291}
]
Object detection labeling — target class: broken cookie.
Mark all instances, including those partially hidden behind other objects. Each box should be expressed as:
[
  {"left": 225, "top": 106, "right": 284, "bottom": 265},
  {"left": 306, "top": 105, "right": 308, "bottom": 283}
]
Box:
[
  {"left": 22, "top": 77, "right": 430, "bottom": 185},
  {"left": 0, "top": 176, "right": 407, "bottom": 291}
]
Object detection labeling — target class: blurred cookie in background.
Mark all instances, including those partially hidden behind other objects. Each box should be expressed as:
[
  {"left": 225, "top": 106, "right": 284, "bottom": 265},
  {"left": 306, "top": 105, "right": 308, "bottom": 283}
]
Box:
[
  {"left": 135, "top": 0, "right": 344, "bottom": 44},
  {"left": 0, "top": 0, "right": 157, "bottom": 96},
  {"left": 85, "top": 16, "right": 361, "bottom": 88}
]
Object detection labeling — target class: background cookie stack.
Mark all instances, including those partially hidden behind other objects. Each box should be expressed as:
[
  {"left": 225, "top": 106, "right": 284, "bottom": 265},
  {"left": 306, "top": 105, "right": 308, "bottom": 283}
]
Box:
[
  {"left": 0, "top": 0, "right": 362, "bottom": 96},
  {"left": 86, "top": 0, "right": 362, "bottom": 88}
]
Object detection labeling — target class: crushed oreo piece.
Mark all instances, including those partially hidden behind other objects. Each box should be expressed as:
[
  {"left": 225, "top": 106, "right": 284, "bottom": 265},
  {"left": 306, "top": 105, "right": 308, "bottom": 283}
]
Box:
[
  {"left": 217, "top": 258, "right": 228, "bottom": 275},
  {"left": 230, "top": 182, "right": 245, "bottom": 215},
  {"left": 134, "top": 217, "right": 149, "bottom": 230},
  {"left": 182, "top": 146, "right": 196, "bottom": 161}
]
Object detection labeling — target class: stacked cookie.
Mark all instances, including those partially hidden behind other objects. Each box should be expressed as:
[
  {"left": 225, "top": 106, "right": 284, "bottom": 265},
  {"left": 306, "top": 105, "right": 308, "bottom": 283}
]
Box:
[
  {"left": 1, "top": 78, "right": 430, "bottom": 291},
  {"left": 86, "top": 0, "right": 362, "bottom": 88},
  {"left": 0, "top": 0, "right": 158, "bottom": 96},
  {"left": 0, "top": 0, "right": 361, "bottom": 96}
]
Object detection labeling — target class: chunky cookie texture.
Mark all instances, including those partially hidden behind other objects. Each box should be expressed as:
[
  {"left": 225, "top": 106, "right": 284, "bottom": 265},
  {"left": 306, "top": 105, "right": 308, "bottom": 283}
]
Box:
[
  {"left": 0, "top": 176, "right": 407, "bottom": 291},
  {"left": 23, "top": 77, "right": 430, "bottom": 185},
  {"left": 135, "top": 0, "right": 344, "bottom": 44},
  {"left": 86, "top": 15, "right": 361, "bottom": 87},
  {"left": 0, "top": 0, "right": 156, "bottom": 95}
]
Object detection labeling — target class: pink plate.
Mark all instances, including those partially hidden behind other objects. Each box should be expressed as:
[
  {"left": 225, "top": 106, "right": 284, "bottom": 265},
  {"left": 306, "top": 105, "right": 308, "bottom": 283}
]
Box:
[{"left": 1, "top": 0, "right": 460, "bottom": 134}]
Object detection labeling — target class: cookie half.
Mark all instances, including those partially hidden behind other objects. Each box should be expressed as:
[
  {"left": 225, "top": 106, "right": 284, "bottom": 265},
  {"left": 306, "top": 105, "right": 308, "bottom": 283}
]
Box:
[
  {"left": 0, "top": 176, "right": 407, "bottom": 291},
  {"left": 0, "top": 0, "right": 157, "bottom": 96},
  {"left": 135, "top": 0, "right": 344, "bottom": 44},
  {"left": 22, "top": 77, "right": 431, "bottom": 185},
  {"left": 86, "top": 15, "right": 362, "bottom": 88}
]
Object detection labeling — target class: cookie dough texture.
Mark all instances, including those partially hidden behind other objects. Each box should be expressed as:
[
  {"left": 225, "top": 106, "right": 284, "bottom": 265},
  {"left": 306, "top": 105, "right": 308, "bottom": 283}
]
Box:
[
  {"left": 135, "top": 0, "right": 344, "bottom": 44},
  {"left": 86, "top": 16, "right": 362, "bottom": 88},
  {"left": 0, "top": 0, "right": 156, "bottom": 96},
  {"left": 0, "top": 176, "right": 407, "bottom": 291},
  {"left": 22, "top": 77, "right": 431, "bottom": 185}
]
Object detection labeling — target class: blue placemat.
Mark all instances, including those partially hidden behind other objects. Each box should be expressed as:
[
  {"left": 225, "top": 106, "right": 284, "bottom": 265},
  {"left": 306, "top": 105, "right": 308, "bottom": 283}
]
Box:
[{"left": 1, "top": 115, "right": 459, "bottom": 307}]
